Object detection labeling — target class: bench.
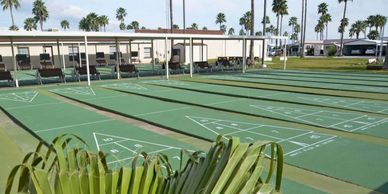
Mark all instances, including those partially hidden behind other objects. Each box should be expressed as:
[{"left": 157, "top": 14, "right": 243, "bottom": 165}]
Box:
[
  {"left": 40, "top": 61, "right": 54, "bottom": 69},
  {"left": 36, "top": 68, "right": 65, "bottom": 84},
  {"left": 162, "top": 62, "right": 185, "bottom": 74},
  {"left": 0, "top": 63, "right": 6, "bottom": 72},
  {"left": 112, "top": 64, "right": 139, "bottom": 78},
  {"left": 18, "top": 61, "right": 32, "bottom": 70},
  {"left": 366, "top": 65, "right": 383, "bottom": 70},
  {"left": 73, "top": 66, "right": 101, "bottom": 81},
  {"left": 0, "top": 71, "right": 13, "bottom": 86},
  {"left": 194, "top": 61, "right": 212, "bottom": 73}
]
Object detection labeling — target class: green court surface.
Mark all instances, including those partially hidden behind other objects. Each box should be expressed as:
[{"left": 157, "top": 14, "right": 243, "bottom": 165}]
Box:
[
  {"left": 205, "top": 74, "right": 388, "bottom": 94},
  {"left": 258, "top": 70, "right": 388, "bottom": 82},
  {"left": 242, "top": 72, "right": 388, "bottom": 87},
  {"left": 0, "top": 89, "right": 194, "bottom": 168},
  {"left": 267, "top": 69, "right": 388, "bottom": 80},
  {"left": 98, "top": 81, "right": 388, "bottom": 139},
  {"left": 49, "top": 85, "right": 388, "bottom": 193},
  {"left": 142, "top": 79, "right": 388, "bottom": 115}
]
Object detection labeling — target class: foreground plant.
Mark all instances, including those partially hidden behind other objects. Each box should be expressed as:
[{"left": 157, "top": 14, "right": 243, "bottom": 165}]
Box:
[{"left": 6, "top": 134, "right": 283, "bottom": 194}]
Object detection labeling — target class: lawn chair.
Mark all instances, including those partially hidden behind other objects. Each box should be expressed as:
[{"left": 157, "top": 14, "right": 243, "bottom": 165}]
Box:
[
  {"left": 39, "top": 53, "right": 54, "bottom": 69},
  {"left": 161, "top": 61, "right": 185, "bottom": 75},
  {"left": 16, "top": 54, "right": 32, "bottom": 70},
  {"left": 96, "top": 52, "right": 107, "bottom": 66},
  {"left": 36, "top": 68, "right": 65, "bottom": 85},
  {"left": 73, "top": 66, "right": 101, "bottom": 82},
  {"left": 194, "top": 61, "right": 212, "bottom": 73},
  {"left": 112, "top": 64, "right": 139, "bottom": 78}
]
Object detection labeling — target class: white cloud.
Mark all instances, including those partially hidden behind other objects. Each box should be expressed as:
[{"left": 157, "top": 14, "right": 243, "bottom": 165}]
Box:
[{"left": 47, "top": 1, "right": 88, "bottom": 20}]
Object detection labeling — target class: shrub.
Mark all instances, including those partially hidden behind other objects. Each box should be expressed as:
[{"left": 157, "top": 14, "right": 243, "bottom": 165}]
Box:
[
  {"left": 5, "top": 134, "right": 284, "bottom": 194},
  {"left": 327, "top": 45, "right": 337, "bottom": 57}
]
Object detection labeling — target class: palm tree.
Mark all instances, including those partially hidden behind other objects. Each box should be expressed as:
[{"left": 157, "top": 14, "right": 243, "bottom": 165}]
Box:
[
  {"left": 228, "top": 28, "right": 235, "bottom": 35},
  {"left": 375, "top": 15, "right": 387, "bottom": 58},
  {"left": 239, "top": 29, "right": 246, "bottom": 35},
  {"left": 24, "top": 17, "right": 36, "bottom": 31},
  {"left": 320, "top": 14, "right": 332, "bottom": 40},
  {"left": 318, "top": 2, "right": 328, "bottom": 15},
  {"left": 349, "top": 20, "right": 365, "bottom": 39},
  {"left": 315, "top": 21, "right": 324, "bottom": 40},
  {"left": 116, "top": 7, "right": 126, "bottom": 30},
  {"left": 9, "top": 25, "right": 18, "bottom": 30},
  {"left": 338, "top": 17, "right": 349, "bottom": 38},
  {"left": 249, "top": 0, "right": 255, "bottom": 65},
  {"left": 119, "top": 22, "right": 126, "bottom": 31},
  {"left": 262, "top": 16, "right": 270, "bottom": 26},
  {"left": 131, "top": 21, "right": 140, "bottom": 30},
  {"left": 256, "top": 31, "right": 263, "bottom": 36},
  {"left": 362, "top": 20, "right": 369, "bottom": 39},
  {"left": 32, "top": 0, "right": 48, "bottom": 31},
  {"left": 60, "top": 20, "right": 69, "bottom": 31},
  {"left": 191, "top": 23, "right": 198, "bottom": 30},
  {"left": 278, "top": 0, "right": 288, "bottom": 47},
  {"left": 215, "top": 12, "right": 226, "bottom": 30},
  {"left": 202, "top": 26, "right": 208, "bottom": 30},
  {"left": 173, "top": 24, "right": 179, "bottom": 29},
  {"left": 78, "top": 13, "right": 99, "bottom": 32},
  {"left": 272, "top": 0, "right": 281, "bottom": 48},
  {"left": 98, "top": 15, "right": 109, "bottom": 32},
  {"left": 78, "top": 18, "right": 88, "bottom": 31},
  {"left": 367, "top": 30, "right": 379, "bottom": 40},
  {"left": 338, "top": 0, "right": 353, "bottom": 56},
  {"left": 1, "top": 0, "right": 20, "bottom": 28}
]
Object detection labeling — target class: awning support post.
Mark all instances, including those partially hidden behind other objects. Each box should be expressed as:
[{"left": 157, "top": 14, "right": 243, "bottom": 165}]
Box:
[
  {"left": 10, "top": 38, "right": 18, "bottom": 87},
  {"left": 84, "top": 36, "right": 91, "bottom": 86},
  {"left": 115, "top": 38, "right": 120, "bottom": 79},
  {"left": 165, "top": 36, "right": 169, "bottom": 80},
  {"left": 242, "top": 38, "right": 246, "bottom": 74},
  {"left": 189, "top": 37, "right": 193, "bottom": 77}
]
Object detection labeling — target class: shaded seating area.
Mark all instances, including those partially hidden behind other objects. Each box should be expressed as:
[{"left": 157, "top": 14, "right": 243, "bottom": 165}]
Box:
[
  {"left": 73, "top": 66, "right": 101, "bottom": 81},
  {"left": 96, "top": 52, "right": 107, "bottom": 66},
  {"left": 16, "top": 54, "right": 32, "bottom": 70},
  {"left": 39, "top": 53, "right": 54, "bottom": 69},
  {"left": 194, "top": 61, "right": 212, "bottom": 73},
  {"left": 0, "top": 57, "right": 14, "bottom": 86},
  {"left": 36, "top": 68, "right": 65, "bottom": 85},
  {"left": 112, "top": 64, "right": 139, "bottom": 78},
  {"left": 162, "top": 61, "right": 185, "bottom": 75}
]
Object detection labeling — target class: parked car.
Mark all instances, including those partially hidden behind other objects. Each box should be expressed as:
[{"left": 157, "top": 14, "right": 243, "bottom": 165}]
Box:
[
  {"left": 365, "top": 48, "right": 376, "bottom": 55},
  {"left": 351, "top": 49, "right": 361, "bottom": 55}
]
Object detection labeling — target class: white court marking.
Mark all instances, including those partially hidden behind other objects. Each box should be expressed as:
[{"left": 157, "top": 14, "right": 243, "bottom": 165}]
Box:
[
  {"left": 297, "top": 96, "right": 388, "bottom": 113},
  {"left": 50, "top": 87, "right": 96, "bottom": 96},
  {"left": 141, "top": 80, "right": 189, "bottom": 86},
  {"left": 93, "top": 132, "right": 183, "bottom": 164},
  {"left": 186, "top": 116, "right": 336, "bottom": 157},
  {"left": 100, "top": 83, "right": 148, "bottom": 90},
  {"left": 250, "top": 104, "right": 387, "bottom": 132},
  {"left": 0, "top": 91, "right": 38, "bottom": 103}
]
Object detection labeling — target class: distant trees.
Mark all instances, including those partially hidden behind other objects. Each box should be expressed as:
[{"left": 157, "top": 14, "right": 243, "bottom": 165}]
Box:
[
  {"left": 127, "top": 21, "right": 140, "bottom": 30},
  {"left": 98, "top": 15, "right": 109, "bottom": 31},
  {"left": 215, "top": 12, "right": 226, "bottom": 31},
  {"left": 191, "top": 23, "right": 198, "bottom": 30},
  {"left": 24, "top": 17, "right": 37, "bottom": 31},
  {"left": 60, "top": 20, "right": 69, "bottom": 31},
  {"left": 317, "top": 2, "right": 332, "bottom": 40},
  {"left": 228, "top": 28, "right": 235, "bottom": 35},
  {"left": 349, "top": 20, "right": 366, "bottom": 39},
  {"left": 116, "top": 7, "right": 127, "bottom": 30},
  {"left": 32, "top": 0, "right": 48, "bottom": 31},
  {"left": 1, "top": 0, "right": 20, "bottom": 30},
  {"left": 338, "top": 0, "right": 353, "bottom": 56}
]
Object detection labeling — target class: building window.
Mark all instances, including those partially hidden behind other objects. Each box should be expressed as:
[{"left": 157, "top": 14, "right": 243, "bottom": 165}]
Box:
[
  {"left": 144, "top": 47, "right": 151, "bottom": 58},
  {"left": 109, "top": 46, "right": 116, "bottom": 55},
  {"left": 68, "top": 46, "right": 79, "bottom": 61},
  {"left": 17, "top": 47, "right": 29, "bottom": 55}
]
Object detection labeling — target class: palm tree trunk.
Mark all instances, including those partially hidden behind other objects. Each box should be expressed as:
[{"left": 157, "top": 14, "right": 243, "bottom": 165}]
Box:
[
  {"left": 326, "top": 23, "right": 328, "bottom": 40},
  {"left": 249, "top": 0, "right": 255, "bottom": 66},
  {"left": 261, "top": 0, "right": 267, "bottom": 66},
  {"left": 10, "top": 7, "right": 15, "bottom": 27},
  {"left": 339, "top": 1, "right": 347, "bottom": 56},
  {"left": 169, "top": 0, "right": 174, "bottom": 62},
  {"left": 299, "top": 0, "right": 305, "bottom": 57},
  {"left": 301, "top": 0, "right": 307, "bottom": 58},
  {"left": 280, "top": 15, "right": 283, "bottom": 48},
  {"left": 384, "top": 42, "right": 388, "bottom": 69},
  {"left": 276, "top": 15, "right": 280, "bottom": 51},
  {"left": 40, "top": 19, "right": 43, "bottom": 31}
]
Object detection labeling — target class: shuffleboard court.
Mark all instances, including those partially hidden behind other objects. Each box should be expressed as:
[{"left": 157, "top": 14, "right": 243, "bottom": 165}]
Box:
[
  {"left": 267, "top": 69, "right": 388, "bottom": 80},
  {"left": 0, "top": 89, "right": 193, "bottom": 168},
  {"left": 205, "top": 75, "right": 388, "bottom": 94},
  {"left": 240, "top": 73, "right": 388, "bottom": 87},
  {"left": 143, "top": 79, "right": 388, "bottom": 115},
  {"left": 257, "top": 70, "right": 388, "bottom": 82},
  {"left": 50, "top": 85, "right": 388, "bottom": 193},
  {"left": 102, "top": 81, "right": 388, "bottom": 139}
]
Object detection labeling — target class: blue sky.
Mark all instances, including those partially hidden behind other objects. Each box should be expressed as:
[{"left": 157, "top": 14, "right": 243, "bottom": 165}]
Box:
[{"left": 0, "top": 0, "right": 387, "bottom": 40}]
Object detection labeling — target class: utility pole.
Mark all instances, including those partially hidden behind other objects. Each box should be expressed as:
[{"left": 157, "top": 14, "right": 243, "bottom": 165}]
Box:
[{"left": 183, "top": 0, "right": 186, "bottom": 64}]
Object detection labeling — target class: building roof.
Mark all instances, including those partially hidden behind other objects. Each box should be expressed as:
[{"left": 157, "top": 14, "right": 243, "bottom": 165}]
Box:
[
  {"left": 135, "top": 29, "right": 224, "bottom": 35},
  {"left": 344, "top": 39, "right": 387, "bottom": 46}
]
